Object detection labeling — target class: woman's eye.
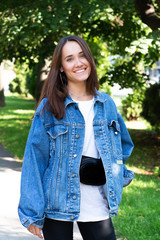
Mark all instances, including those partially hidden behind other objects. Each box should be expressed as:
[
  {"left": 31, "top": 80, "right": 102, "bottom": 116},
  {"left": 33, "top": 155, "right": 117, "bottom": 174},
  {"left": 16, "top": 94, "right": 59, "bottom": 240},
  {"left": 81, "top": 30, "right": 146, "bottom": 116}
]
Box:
[{"left": 66, "top": 58, "right": 72, "bottom": 62}]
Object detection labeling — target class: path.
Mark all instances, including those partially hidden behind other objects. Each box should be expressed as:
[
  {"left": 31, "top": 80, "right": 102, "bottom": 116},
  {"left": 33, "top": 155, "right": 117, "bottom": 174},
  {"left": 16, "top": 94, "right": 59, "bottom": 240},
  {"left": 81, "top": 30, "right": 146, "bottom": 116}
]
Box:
[{"left": 0, "top": 144, "right": 82, "bottom": 240}]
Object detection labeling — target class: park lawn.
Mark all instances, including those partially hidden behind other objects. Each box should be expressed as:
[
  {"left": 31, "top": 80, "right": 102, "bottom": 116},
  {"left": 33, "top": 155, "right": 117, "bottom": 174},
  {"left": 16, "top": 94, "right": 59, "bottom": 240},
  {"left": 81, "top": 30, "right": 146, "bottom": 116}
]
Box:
[
  {"left": 113, "top": 128, "right": 160, "bottom": 240},
  {"left": 0, "top": 95, "right": 35, "bottom": 159},
  {"left": 113, "top": 174, "right": 160, "bottom": 240},
  {"left": 0, "top": 95, "right": 160, "bottom": 239}
]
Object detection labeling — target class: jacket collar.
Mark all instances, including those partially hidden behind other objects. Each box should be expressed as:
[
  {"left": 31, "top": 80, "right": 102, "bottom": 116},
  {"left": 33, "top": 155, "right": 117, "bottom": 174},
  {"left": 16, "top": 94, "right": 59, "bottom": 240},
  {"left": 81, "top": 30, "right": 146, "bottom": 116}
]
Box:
[
  {"left": 64, "top": 94, "right": 74, "bottom": 108},
  {"left": 94, "top": 89, "right": 107, "bottom": 103},
  {"left": 64, "top": 89, "right": 107, "bottom": 108}
]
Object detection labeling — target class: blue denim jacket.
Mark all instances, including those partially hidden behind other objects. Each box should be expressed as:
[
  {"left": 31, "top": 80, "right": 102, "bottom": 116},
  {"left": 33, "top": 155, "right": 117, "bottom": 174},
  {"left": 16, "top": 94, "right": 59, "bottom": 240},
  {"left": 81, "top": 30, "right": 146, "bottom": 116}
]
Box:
[{"left": 18, "top": 90, "right": 134, "bottom": 228}]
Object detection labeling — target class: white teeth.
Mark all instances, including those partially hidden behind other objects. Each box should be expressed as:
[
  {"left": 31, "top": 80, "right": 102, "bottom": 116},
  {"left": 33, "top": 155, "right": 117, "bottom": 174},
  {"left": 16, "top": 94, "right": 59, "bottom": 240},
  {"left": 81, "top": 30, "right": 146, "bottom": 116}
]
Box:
[{"left": 75, "top": 69, "right": 85, "bottom": 73}]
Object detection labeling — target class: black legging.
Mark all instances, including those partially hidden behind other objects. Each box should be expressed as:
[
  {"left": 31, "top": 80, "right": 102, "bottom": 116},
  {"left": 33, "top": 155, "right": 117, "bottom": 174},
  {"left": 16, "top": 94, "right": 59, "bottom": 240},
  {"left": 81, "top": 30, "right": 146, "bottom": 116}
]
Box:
[{"left": 43, "top": 218, "right": 116, "bottom": 240}]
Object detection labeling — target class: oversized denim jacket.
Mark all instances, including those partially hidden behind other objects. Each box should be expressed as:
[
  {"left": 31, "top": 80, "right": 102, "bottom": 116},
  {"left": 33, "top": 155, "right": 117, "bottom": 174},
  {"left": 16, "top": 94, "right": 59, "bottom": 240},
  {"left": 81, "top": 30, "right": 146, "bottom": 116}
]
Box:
[{"left": 18, "top": 90, "right": 134, "bottom": 229}]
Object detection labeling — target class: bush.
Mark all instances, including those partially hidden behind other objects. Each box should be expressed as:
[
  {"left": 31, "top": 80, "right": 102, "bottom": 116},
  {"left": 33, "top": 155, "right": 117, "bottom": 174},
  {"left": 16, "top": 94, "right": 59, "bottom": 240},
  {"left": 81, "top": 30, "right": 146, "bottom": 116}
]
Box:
[
  {"left": 121, "top": 88, "right": 145, "bottom": 121},
  {"left": 26, "top": 65, "right": 37, "bottom": 98},
  {"left": 9, "top": 61, "right": 29, "bottom": 96},
  {"left": 153, "top": 166, "right": 160, "bottom": 177},
  {"left": 141, "top": 83, "right": 160, "bottom": 131},
  {"left": 9, "top": 77, "right": 22, "bottom": 94},
  {"left": 9, "top": 61, "right": 37, "bottom": 98}
]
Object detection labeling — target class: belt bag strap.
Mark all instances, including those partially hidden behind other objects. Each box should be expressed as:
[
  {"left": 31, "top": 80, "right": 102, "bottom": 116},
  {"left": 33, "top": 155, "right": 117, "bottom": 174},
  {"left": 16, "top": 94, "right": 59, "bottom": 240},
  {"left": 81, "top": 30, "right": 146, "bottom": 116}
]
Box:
[{"left": 79, "top": 156, "right": 106, "bottom": 186}]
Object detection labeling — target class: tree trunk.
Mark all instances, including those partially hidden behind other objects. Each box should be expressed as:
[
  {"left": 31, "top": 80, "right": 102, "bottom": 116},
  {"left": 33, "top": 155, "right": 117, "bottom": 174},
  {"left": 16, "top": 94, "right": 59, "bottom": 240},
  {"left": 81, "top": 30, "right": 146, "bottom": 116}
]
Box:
[
  {"left": 135, "top": 0, "right": 160, "bottom": 30},
  {"left": 0, "top": 63, "right": 5, "bottom": 107},
  {"left": 0, "top": 89, "right": 5, "bottom": 107},
  {"left": 35, "top": 60, "right": 49, "bottom": 106}
]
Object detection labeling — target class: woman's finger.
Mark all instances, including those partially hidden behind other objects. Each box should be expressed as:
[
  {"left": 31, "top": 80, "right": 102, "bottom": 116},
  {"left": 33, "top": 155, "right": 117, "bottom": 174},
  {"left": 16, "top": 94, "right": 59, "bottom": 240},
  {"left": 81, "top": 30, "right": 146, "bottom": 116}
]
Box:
[
  {"left": 35, "top": 227, "right": 43, "bottom": 239},
  {"left": 27, "top": 225, "right": 43, "bottom": 239}
]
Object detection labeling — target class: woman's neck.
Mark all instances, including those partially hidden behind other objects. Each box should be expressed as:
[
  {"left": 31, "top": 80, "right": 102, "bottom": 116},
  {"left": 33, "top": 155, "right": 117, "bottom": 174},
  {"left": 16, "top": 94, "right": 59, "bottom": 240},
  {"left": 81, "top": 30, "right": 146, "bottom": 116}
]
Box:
[{"left": 67, "top": 83, "right": 93, "bottom": 101}]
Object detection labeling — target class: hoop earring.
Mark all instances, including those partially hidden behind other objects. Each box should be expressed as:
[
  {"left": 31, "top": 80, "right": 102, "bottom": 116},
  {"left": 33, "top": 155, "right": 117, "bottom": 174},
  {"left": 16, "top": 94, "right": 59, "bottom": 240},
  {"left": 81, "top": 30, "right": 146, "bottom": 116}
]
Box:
[{"left": 60, "top": 72, "right": 64, "bottom": 85}]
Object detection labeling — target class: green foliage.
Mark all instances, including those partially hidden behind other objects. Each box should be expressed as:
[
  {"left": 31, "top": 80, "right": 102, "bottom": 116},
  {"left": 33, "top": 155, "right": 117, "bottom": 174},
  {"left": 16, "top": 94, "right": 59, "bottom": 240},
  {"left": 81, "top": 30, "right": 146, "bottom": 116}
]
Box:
[
  {"left": 102, "top": 60, "right": 149, "bottom": 89},
  {"left": 0, "top": 0, "right": 160, "bottom": 90},
  {"left": 99, "top": 82, "right": 111, "bottom": 96},
  {"left": 25, "top": 64, "right": 37, "bottom": 98},
  {"left": 0, "top": 0, "right": 160, "bottom": 101},
  {"left": 122, "top": 95, "right": 142, "bottom": 121},
  {"left": 153, "top": 166, "right": 160, "bottom": 177},
  {"left": 8, "top": 61, "right": 37, "bottom": 97},
  {"left": 141, "top": 83, "right": 160, "bottom": 131},
  {"left": 9, "top": 61, "right": 30, "bottom": 96},
  {"left": 9, "top": 77, "right": 22, "bottom": 94},
  {"left": 121, "top": 87, "right": 146, "bottom": 120}
]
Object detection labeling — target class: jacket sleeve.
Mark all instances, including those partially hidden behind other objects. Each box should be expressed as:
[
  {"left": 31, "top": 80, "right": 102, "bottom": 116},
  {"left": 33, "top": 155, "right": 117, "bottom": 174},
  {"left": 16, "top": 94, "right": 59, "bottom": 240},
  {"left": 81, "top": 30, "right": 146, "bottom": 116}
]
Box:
[
  {"left": 117, "top": 112, "right": 134, "bottom": 164},
  {"left": 18, "top": 111, "right": 49, "bottom": 228},
  {"left": 117, "top": 112, "right": 134, "bottom": 187}
]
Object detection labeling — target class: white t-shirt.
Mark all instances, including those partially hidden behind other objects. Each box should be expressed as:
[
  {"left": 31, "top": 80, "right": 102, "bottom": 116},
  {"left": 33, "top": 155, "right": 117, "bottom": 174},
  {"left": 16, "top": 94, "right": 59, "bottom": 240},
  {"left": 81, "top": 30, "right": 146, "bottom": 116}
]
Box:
[{"left": 75, "top": 98, "right": 109, "bottom": 222}]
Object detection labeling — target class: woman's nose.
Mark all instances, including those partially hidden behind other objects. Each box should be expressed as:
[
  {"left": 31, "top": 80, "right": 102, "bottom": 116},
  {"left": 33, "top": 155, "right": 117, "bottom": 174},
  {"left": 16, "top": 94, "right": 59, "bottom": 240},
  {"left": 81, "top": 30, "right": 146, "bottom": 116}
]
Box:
[{"left": 75, "top": 57, "right": 83, "bottom": 67}]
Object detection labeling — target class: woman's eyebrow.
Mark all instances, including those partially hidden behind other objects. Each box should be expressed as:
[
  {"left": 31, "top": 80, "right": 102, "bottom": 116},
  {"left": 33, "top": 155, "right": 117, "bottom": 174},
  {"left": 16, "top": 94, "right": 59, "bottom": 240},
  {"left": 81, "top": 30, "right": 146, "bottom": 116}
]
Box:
[
  {"left": 64, "top": 51, "right": 84, "bottom": 60},
  {"left": 64, "top": 54, "right": 72, "bottom": 60}
]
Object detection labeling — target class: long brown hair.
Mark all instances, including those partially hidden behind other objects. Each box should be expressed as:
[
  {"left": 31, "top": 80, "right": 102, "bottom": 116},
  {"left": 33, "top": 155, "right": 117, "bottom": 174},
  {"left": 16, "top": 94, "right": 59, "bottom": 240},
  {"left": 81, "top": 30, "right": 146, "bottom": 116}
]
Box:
[{"left": 39, "top": 35, "right": 99, "bottom": 119}]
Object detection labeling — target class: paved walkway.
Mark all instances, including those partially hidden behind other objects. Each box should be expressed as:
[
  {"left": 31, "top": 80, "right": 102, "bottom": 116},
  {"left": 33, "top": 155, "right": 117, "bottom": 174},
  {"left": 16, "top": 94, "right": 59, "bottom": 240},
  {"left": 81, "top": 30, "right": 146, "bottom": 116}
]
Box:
[{"left": 0, "top": 144, "right": 82, "bottom": 240}]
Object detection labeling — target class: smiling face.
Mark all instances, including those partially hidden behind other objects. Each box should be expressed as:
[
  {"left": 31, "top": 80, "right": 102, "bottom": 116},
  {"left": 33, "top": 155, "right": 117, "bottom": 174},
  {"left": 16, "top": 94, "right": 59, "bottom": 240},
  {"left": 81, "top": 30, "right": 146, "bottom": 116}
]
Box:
[{"left": 60, "top": 41, "right": 91, "bottom": 85}]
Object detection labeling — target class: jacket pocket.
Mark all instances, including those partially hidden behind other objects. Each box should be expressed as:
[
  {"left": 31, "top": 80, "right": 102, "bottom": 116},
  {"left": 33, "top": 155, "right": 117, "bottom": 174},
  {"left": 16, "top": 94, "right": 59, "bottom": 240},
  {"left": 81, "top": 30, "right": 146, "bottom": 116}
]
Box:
[
  {"left": 47, "top": 125, "right": 68, "bottom": 157},
  {"left": 108, "top": 120, "right": 122, "bottom": 159}
]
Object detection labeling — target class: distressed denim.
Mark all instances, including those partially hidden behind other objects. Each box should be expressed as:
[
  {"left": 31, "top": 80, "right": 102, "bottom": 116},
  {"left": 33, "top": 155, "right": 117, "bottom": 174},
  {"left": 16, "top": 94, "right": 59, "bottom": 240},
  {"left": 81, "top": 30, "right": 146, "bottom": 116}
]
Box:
[{"left": 18, "top": 90, "right": 134, "bottom": 228}]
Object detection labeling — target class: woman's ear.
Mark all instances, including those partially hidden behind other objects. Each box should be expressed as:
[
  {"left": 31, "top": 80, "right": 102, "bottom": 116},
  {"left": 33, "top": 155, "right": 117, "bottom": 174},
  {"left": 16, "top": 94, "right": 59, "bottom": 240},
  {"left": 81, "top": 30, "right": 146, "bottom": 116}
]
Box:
[{"left": 60, "top": 66, "right": 64, "bottom": 72}]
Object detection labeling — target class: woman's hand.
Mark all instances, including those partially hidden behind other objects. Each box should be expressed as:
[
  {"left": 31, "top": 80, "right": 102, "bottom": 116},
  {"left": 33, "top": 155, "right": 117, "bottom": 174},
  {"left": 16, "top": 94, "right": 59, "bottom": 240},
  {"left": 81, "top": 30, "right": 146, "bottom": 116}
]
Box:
[{"left": 27, "top": 224, "right": 43, "bottom": 239}]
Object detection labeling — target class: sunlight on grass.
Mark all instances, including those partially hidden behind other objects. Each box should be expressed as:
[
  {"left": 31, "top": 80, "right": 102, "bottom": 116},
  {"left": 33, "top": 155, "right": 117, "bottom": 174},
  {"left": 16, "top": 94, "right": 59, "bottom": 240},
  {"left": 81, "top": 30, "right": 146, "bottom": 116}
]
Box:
[
  {"left": 125, "top": 118, "right": 152, "bottom": 130},
  {"left": 126, "top": 165, "right": 153, "bottom": 176},
  {"left": 13, "top": 109, "right": 35, "bottom": 114}
]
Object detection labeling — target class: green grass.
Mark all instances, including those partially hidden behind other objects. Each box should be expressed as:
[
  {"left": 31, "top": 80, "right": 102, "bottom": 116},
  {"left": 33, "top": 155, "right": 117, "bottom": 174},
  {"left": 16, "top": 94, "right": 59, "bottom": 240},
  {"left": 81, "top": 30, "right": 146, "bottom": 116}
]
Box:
[
  {"left": 113, "top": 128, "right": 160, "bottom": 240},
  {"left": 113, "top": 174, "right": 160, "bottom": 240},
  {"left": 0, "top": 95, "right": 35, "bottom": 159},
  {"left": 0, "top": 95, "right": 160, "bottom": 239}
]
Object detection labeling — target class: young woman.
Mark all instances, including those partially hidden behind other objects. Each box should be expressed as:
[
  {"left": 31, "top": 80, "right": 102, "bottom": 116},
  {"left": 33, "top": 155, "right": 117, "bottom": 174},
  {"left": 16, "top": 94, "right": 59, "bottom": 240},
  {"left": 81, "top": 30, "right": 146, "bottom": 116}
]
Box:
[{"left": 18, "top": 35, "right": 134, "bottom": 240}]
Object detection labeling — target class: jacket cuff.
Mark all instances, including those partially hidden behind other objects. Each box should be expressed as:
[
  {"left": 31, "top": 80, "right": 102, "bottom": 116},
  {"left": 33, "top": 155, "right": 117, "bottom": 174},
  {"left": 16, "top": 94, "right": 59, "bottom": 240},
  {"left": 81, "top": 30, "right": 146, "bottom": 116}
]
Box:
[
  {"left": 22, "top": 217, "right": 44, "bottom": 228},
  {"left": 18, "top": 208, "right": 45, "bottom": 228}
]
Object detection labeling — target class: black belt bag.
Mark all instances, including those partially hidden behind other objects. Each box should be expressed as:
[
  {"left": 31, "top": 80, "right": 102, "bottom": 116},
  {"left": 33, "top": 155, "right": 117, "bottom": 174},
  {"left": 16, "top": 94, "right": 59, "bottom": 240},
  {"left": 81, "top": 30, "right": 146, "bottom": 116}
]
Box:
[{"left": 79, "top": 156, "right": 106, "bottom": 186}]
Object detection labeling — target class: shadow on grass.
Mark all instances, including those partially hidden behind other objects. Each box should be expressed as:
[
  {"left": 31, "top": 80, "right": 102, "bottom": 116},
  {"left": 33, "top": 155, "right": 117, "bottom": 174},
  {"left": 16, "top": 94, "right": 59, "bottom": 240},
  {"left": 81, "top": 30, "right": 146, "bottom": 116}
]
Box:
[{"left": 127, "top": 129, "right": 160, "bottom": 174}]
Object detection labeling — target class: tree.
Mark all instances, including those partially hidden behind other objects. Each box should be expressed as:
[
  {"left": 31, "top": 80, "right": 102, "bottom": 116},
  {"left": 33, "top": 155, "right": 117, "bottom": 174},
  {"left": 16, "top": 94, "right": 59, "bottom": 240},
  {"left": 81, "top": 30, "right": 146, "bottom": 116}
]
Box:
[
  {"left": 0, "top": 0, "right": 160, "bottom": 103},
  {"left": 0, "top": 63, "right": 5, "bottom": 106},
  {"left": 141, "top": 83, "right": 160, "bottom": 131},
  {"left": 135, "top": 0, "right": 160, "bottom": 30}
]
